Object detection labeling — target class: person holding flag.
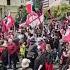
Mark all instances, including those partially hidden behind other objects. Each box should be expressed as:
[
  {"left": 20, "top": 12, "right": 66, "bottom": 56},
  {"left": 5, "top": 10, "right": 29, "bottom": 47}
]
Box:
[
  {"left": 2, "top": 11, "right": 15, "bottom": 32},
  {"left": 25, "top": 1, "right": 44, "bottom": 28}
]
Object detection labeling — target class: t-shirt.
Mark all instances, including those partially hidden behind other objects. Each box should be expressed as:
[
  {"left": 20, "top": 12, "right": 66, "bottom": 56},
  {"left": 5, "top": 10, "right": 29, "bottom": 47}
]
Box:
[
  {"left": 34, "top": 53, "right": 46, "bottom": 70},
  {"left": 20, "top": 44, "right": 26, "bottom": 57}
]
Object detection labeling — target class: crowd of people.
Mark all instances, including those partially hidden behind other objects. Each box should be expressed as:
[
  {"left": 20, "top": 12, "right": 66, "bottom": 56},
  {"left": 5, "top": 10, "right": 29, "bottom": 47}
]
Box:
[{"left": 0, "top": 15, "right": 70, "bottom": 70}]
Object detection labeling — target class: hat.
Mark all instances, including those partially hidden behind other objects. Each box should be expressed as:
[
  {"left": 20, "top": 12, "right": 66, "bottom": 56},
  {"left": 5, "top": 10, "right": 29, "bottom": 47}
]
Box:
[{"left": 21, "top": 58, "right": 30, "bottom": 69}]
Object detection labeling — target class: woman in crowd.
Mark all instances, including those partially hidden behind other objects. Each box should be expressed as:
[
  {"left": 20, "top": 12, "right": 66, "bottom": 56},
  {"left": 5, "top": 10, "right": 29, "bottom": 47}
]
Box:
[
  {"left": 27, "top": 38, "right": 38, "bottom": 69},
  {"left": 7, "top": 38, "right": 18, "bottom": 70},
  {"left": 34, "top": 41, "right": 54, "bottom": 70},
  {"left": 59, "top": 42, "right": 70, "bottom": 70}
]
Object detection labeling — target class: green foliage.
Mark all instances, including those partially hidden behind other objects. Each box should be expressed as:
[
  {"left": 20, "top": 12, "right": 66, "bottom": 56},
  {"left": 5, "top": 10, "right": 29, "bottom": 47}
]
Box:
[
  {"left": 33, "top": 0, "right": 42, "bottom": 11},
  {"left": 45, "top": 4, "right": 70, "bottom": 20},
  {"left": 15, "top": 5, "right": 28, "bottom": 25}
]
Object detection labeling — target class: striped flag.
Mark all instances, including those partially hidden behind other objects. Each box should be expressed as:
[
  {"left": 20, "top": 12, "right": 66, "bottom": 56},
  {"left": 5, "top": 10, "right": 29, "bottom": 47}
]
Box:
[{"left": 2, "top": 15, "right": 14, "bottom": 32}]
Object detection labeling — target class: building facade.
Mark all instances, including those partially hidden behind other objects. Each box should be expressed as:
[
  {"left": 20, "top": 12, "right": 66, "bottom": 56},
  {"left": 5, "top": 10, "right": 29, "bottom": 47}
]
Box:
[
  {"left": 0, "top": 0, "right": 69, "bottom": 18},
  {"left": 0, "top": 0, "right": 29, "bottom": 18}
]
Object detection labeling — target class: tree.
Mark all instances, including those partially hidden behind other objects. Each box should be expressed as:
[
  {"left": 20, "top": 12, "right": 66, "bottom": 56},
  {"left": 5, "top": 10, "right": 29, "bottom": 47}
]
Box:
[
  {"left": 45, "top": 4, "right": 70, "bottom": 20},
  {"left": 15, "top": 5, "right": 28, "bottom": 28}
]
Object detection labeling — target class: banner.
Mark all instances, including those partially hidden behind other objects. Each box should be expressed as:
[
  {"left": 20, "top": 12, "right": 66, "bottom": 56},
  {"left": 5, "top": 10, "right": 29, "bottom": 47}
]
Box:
[
  {"left": 2, "top": 15, "right": 14, "bottom": 32},
  {"left": 26, "top": 11, "right": 44, "bottom": 28}
]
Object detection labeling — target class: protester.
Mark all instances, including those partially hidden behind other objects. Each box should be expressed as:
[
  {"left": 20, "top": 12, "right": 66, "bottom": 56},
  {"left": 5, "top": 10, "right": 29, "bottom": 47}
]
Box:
[
  {"left": 59, "top": 42, "right": 70, "bottom": 70},
  {"left": 7, "top": 38, "right": 18, "bottom": 70},
  {"left": 0, "top": 2, "right": 70, "bottom": 70},
  {"left": 27, "top": 38, "right": 38, "bottom": 69},
  {"left": 1, "top": 45, "right": 8, "bottom": 70},
  {"left": 19, "top": 40, "right": 26, "bottom": 58}
]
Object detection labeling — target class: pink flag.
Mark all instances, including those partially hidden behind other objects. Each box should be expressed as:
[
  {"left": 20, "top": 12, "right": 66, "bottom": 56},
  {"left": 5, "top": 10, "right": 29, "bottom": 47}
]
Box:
[
  {"left": 26, "top": 11, "right": 44, "bottom": 28},
  {"left": 26, "top": 11, "right": 38, "bottom": 26},
  {"left": 63, "top": 29, "right": 70, "bottom": 43},
  {"left": 2, "top": 19, "right": 8, "bottom": 32},
  {"left": 2, "top": 15, "right": 14, "bottom": 32},
  {"left": 6, "top": 15, "right": 14, "bottom": 29},
  {"left": 26, "top": 1, "right": 32, "bottom": 14}
]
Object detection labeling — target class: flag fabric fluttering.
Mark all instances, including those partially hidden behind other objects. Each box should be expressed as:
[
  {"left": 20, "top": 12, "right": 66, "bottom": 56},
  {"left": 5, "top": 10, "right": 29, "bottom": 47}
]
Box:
[
  {"left": 26, "top": 1, "right": 32, "bottom": 14},
  {"left": 2, "top": 15, "right": 14, "bottom": 32},
  {"left": 19, "top": 1, "right": 44, "bottom": 28},
  {"left": 26, "top": 11, "right": 44, "bottom": 28},
  {"left": 2, "top": 19, "right": 8, "bottom": 32},
  {"left": 7, "top": 15, "right": 14, "bottom": 29}
]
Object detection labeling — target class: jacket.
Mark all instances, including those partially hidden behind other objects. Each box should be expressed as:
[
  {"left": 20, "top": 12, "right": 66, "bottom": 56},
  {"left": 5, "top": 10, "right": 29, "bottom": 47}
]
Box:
[
  {"left": 27, "top": 44, "right": 38, "bottom": 59},
  {"left": 7, "top": 43, "right": 17, "bottom": 55}
]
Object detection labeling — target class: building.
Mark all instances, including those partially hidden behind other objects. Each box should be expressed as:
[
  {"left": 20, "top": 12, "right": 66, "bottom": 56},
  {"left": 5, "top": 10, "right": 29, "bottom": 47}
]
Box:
[
  {"left": 0, "top": 0, "right": 29, "bottom": 18},
  {"left": 0, "top": 0, "right": 69, "bottom": 18}
]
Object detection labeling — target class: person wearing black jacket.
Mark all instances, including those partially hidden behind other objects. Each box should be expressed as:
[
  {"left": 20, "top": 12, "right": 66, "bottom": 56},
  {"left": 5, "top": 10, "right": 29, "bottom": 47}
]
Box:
[
  {"left": 34, "top": 43, "right": 54, "bottom": 70},
  {"left": 1, "top": 47, "right": 8, "bottom": 70},
  {"left": 27, "top": 38, "right": 38, "bottom": 69}
]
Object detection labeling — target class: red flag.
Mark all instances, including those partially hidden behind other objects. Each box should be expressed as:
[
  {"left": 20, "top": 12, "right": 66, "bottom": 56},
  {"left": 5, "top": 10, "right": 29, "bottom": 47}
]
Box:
[
  {"left": 6, "top": 15, "right": 14, "bottom": 29},
  {"left": 2, "top": 19, "right": 8, "bottom": 32},
  {"left": 2, "top": 15, "right": 14, "bottom": 32},
  {"left": 26, "top": 1, "right": 32, "bottom": 14}
]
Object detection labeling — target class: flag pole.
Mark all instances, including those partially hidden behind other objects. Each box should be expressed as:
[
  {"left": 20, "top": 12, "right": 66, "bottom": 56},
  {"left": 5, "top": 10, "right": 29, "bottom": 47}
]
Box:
[{"left": 14, "top": 22, "right": 16, "bottom": 37}]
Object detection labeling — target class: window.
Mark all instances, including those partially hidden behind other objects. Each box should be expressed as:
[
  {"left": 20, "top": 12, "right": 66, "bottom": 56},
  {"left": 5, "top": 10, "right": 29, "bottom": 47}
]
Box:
[{"left": 7, "top": 0, "right": 10, "bottom": 5}]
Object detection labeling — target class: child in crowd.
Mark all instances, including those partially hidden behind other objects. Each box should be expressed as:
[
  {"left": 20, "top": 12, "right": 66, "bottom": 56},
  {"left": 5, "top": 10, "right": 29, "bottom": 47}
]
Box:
[{"left": 20, "top": 40, "right": 26, "bottom": 58}]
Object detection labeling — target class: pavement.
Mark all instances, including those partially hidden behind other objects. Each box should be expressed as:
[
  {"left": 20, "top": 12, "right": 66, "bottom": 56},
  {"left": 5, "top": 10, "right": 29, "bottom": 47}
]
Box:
[
  {"left": 7, "top": 63, "right": 59, "bottom": 70},
  {"left": 0, "top": 59, "right": 59, "bottom": 70}
]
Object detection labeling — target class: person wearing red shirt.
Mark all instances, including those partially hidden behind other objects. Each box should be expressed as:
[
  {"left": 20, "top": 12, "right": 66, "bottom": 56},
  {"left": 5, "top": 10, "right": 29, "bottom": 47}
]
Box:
[{"left": 7, "top": 38, "right": 17, "bottom": 70}]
